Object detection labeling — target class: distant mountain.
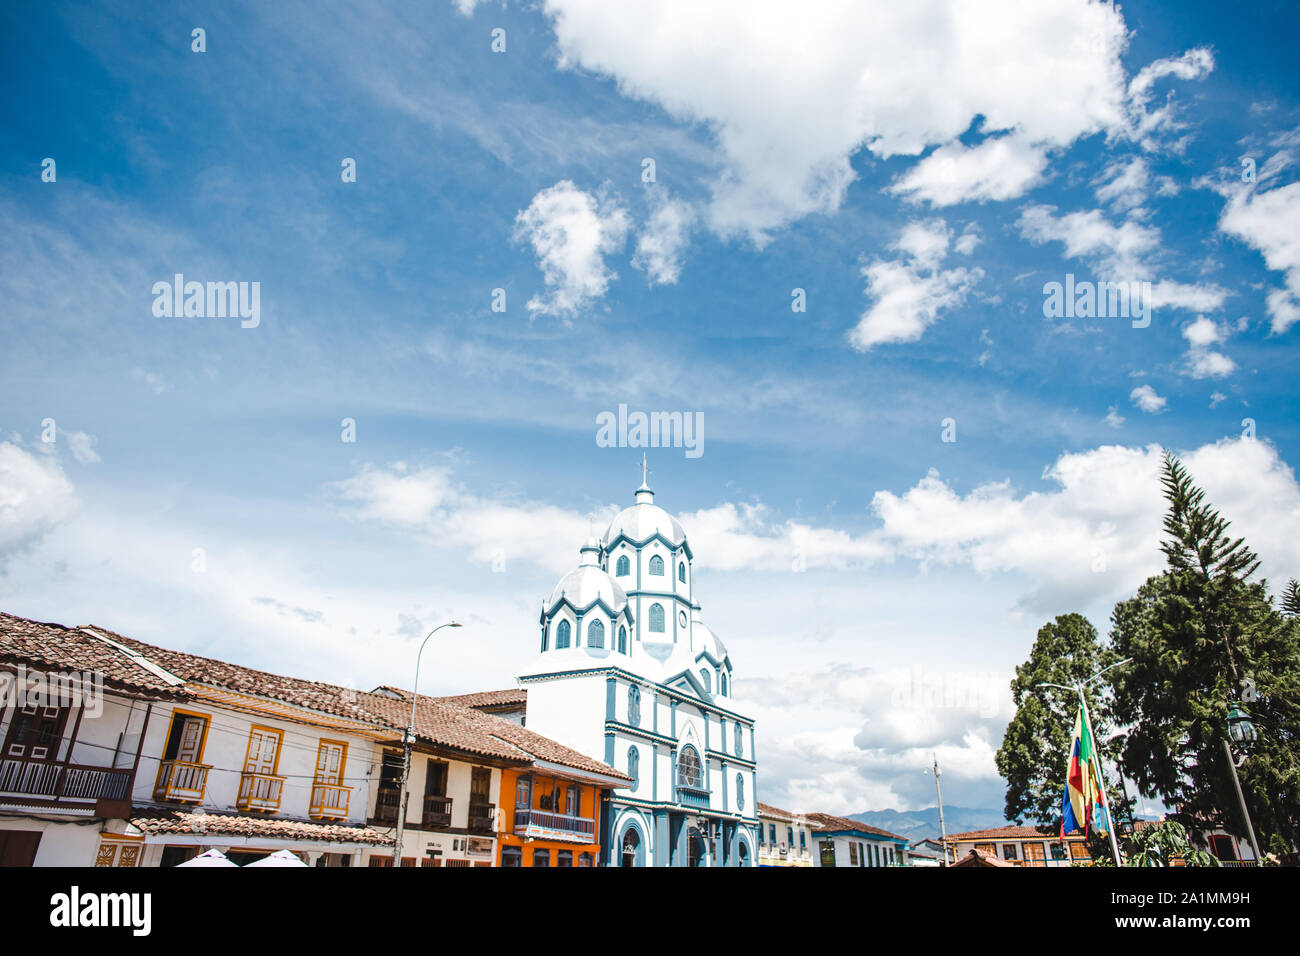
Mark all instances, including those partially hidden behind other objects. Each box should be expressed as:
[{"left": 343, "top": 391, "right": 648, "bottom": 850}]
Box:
[{"left": 849, "top": 806, "right": 1011, "bottom": 843}]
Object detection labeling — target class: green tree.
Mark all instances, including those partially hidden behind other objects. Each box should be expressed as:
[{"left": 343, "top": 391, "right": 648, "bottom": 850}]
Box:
[
  {"left": 1111, "top": 453, "right": 1300, "bottom": 857},
  {"left": 1124, "top": 821, "right": 1219, "bottom": 867},
  {"left": 995, "top": 613, "right": 1129, "bottom": 827},
  {"left": 1282, "top": 579, "right": 1300, "bottom": 619}
]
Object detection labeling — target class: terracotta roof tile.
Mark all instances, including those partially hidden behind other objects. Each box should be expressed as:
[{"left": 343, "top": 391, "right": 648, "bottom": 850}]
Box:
[
  {"left": 435, "top": 688, "right": 528, "bottom": 710},
  {"left": 806, "top": 812, "right": 907, "bottom": 841},
  {"left": 0, "top": 613, "right": 185, "bottom": 698},
  {"left": 130, "top": 809, "right": 390, "bottom": 845},
  {"left": 945, "top": 824, "right": 1075, "bottom": 842},
  {"left": 756, "top": 802, "right": 797, "bottom": 821}
]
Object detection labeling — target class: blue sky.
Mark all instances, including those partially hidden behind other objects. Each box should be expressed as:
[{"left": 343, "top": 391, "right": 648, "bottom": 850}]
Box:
[{"left": 2, "top": 0, "right": 1298, "bottom": 816}]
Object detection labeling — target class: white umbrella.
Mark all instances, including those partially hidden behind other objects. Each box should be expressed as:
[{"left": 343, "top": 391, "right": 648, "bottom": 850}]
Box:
[
  {"left": 177, "top": 848, "right": 237, "bottom": 867},
  {"left": 243, "top": 849, "right": 309, "bottom": 868}
]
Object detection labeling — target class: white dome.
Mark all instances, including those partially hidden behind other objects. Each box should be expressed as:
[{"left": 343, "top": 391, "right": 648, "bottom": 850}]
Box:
[
  {"left": 547, "top": 565, "right": 628, "bottom": 613},
  {"left": 605, "top": 483, "right": 687, "bottom": 547},
  {"left": 694, "top": 619, "right": 728, "bottom": 662}
]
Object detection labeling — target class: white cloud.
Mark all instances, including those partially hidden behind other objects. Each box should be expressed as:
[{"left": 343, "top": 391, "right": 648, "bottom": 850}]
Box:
[
  {"left": 1181, "top": 316, "right": 1236, "bottom": 378},
  {"left": 1129, "top": 384, "right": 1166, "bottom": 414},
  {"left": 1126, "top": 48, "right": 1215, "bottom": 151},
  {"left": 64, "top": 431, "right": 100, "bottom": 465},
  {"left": 0, "top": 442, "right": 78, "bottom": 569},
  {"left": 870, "top": 437, "right": 1300, "bottom": 613},
  {"left": 1218, "top": 181, "right": 1300, "bottom": 333},
  {"left": 537, "top": 0, "right": 1134, "bottom": 236},
  {"left": 1017, "top": 204, "right": 1228, "bottom": 312},
  {"left": 1104, "top": 406, "right": 1126, "bottom": 429},
  {"left": 889, "top": 133, "right": 1049, "bottom": 207},
  {"left": 849, "top": 220, "right": 982, "bottom": 350},
  {"left": 513, "top": 181, "right": 631, "bottom": 318},
  {"left": 1094, "top": 156, "right": 1150, "bottom": 210},
  {"left": 631, "top": 188, "right": 694, "bottom": 285},
  {"left": 954, "top": 224, "right": 983, "bottom": 255}
]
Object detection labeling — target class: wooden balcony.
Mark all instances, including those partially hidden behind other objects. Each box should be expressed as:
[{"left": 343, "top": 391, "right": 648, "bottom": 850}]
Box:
[
  {"left": 0, "top": 756, "right": 134, "bottom": 816},
  {"left": 309, "top": 782, "right": 352, "bottom": 820},
  {"left": 373, "top": 786, "right": 401, "bottom": 824},
  {"left": 422, "top": 794, "right": 453, "bottom": 828},
  {"left": 233, "top": 771, "right": 285, "bottom": 812},
  {"left": 467, "top": 801, "right": 496, "bottom": 835},
  {"left": 513, "top": 808, "right": 596, "bottom": 843},
  {"left": 153, "top": 759, "right": 212, "bottom": 804}
]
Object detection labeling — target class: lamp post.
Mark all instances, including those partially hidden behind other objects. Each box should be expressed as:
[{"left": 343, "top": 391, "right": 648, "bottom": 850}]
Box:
[
  {"left": 1223, "top": 704, "right": 1262, "bottom": 864},
  {"left": 1040, "top": 658, "right": 1131, "bottom": 867},
  {"left": 392, "top": 621, "right": 462, "bottom": 866},
  {"left": 925, "top": 754, "right": 950, "bottom": 865}
]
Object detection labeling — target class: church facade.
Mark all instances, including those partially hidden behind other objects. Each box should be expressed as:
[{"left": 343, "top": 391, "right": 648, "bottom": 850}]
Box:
[{"left": 517, "top": 476, "right": 759, "bottom": 866}]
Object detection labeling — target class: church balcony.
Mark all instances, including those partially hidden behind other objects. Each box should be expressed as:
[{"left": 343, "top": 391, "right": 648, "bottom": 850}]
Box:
[
  {"left": 513, "top": 808, "right": 596, "bottom": 843},
  {"left": 676, "top": 785, "right": 711, "bottom": 809}
]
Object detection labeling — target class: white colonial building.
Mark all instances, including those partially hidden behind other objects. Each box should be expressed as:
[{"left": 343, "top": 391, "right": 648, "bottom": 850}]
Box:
[{"left": 518, "top": 476, "right": 759, "bottom": 866}]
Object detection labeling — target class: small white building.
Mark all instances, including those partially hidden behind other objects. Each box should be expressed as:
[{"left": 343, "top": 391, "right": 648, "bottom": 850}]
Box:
[{"left": 756, "top": 802, "right": 816, "bottom": 866}]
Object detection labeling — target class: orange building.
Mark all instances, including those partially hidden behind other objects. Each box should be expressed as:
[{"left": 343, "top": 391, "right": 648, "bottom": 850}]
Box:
[{"left": 497, "top": 768, "right": 616, "bottom": 866}]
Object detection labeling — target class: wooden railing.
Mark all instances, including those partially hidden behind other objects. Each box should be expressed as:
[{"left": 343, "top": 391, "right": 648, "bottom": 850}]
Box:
[
  {"left": 422, "top": 794, "right": 453, "bottom": 828},
  {"left": 0, "top": 757, "right": 132, "bottom": 802},
  {"left": 236, "top": 771, "right": 286, "bottom": 812},
  {"left": 309, "top": 782, "right": 352, "bottom": 820},
  {"left": 373, "top": 787, "right": 401, "bottom": 824},
  {"left": 467, "top": 801, "right": 496, "bottom": 834},
  {"left": 513, "top": 808, "right": 596, "bottom": 841},
  {"left": 153, "top": 759, "right": 211, "bottom": 803}
]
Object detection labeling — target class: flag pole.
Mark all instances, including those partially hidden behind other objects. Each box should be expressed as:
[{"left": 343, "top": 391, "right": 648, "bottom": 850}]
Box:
[{"left": 1079, "top": 689, "right": 1123, "bottom": 866}]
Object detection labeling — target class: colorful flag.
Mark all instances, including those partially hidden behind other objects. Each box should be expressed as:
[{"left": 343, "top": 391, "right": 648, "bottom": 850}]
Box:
[{"left": 1061, "top": 702, "right": 1110, "bottom": 838}]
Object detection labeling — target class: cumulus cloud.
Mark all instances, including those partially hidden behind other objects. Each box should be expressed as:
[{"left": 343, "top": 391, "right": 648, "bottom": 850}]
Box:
[
  {"left": 631, "top": 188, "right": 694, "bottom": 285},
  {"left": 535, "top": 0, "right": 1139, "bottom": 236},
  {"left": 0, "top": 442, "right": 78, "bottom": 570},
  {"left": 1181, "top": 316, "right": 1236, "bottom": 378},
  {"left": 849, "top": 220, "right": 982, "bottom": 350},
  {"left": 1129, "top": 384, "right": 1167, "bottom": 414},
  {"left": 1218, "top": 181, "right": 1300, "bottom": 334},
  {"left": 513, "top": 181, "right": 631, "bottom": 318},
  {"left": 63, "top": 431, "right": 101, "bottom": 465},
  {"left": 1094, "top": 156, "right": 1151, "bottom": 211},
  {"left": 1017, "top": 204, "right": 1228, "bottom": 313},
  {"left": 870, "top": 437, "right": 1300, "bottom": 613},
  {"left": 889, "top": 133, "right": 1049, "bottom": 206}
]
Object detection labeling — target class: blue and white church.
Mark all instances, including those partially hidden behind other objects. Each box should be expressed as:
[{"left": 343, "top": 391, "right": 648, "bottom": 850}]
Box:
[{"left": 517, "top": 472, "right": 759, "bottom": 866}]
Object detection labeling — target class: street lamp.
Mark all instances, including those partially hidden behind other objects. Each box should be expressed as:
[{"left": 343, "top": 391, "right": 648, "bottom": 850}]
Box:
[
  {"left": 1222, "top": 702, "right": 1262, "bottom": 863},
  {"left": 392, "top": 621, "right": 462, "bottom": 866}
]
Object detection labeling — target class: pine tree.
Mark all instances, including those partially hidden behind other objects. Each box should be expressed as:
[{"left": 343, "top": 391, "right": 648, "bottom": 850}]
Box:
[
  {"left": 1282, "top": 579, "right": 1300, "bottom": 619},
  {"left": 1111, "top": 452, "right": 1300, "bottom": 858}
]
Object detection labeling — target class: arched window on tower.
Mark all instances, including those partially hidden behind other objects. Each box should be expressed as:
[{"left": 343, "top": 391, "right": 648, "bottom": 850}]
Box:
[
  {"left": 648, "top": 603, "right": 665, "bottom": 633},
  {"left": 720, "top": 673, "right": 728, "bottom": 697},
  {"left": 628, "top": 685, "right": 641, "bottom": 726},
  {"left": 678, "top": 561, "right": 686, "bottom": 583},
  {"left": 556, "top": 619, "right": 571, "bottom": 649},
  {"left": 736, "top": 773, "right": 745, "bottom": 811},
  {"left": 628, "top": 746, "right": 639, "bottom": 788},
  {"left": 649, "top": 554, "right": 664, "bottom": 575},
  {"left": 618, "top": 625, "right": 627, "bottom": 653},
  {"left": 588, "top": 619, "right": 605, "bottom": 649},
  {"left": 616, "top": 554, "right": 630, "bottom": 576},
  {"left": 701, "top": 669, "right": 712, "bottom": 694}
]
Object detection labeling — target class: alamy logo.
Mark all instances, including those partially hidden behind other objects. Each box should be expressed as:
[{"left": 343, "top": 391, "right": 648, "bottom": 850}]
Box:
[
  {"left": 596, "top": 404, "right": 703, "bottom": 459},
  {"left": 1042, "top": 274, "right": 1151, "bottom": 328},
  {"left": 0, "top": 666, "right": 104, "bottom": 718},
  {"left": 152, "top": 274, "right": 261, "bottom": 328},
  {"left": 50, "top": 887, "right": 151, "bottom": 936}
]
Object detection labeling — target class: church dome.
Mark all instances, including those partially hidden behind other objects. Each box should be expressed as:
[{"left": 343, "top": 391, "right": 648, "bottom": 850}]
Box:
[
  {"left": 547, "top": 565, "right": 628, "bottom": 614},
  {"left": 693, "top": 619, "right": 728, "bottom": 662},
  {"left": 604, "top": 481, "right": 687, "bottom": 547}
]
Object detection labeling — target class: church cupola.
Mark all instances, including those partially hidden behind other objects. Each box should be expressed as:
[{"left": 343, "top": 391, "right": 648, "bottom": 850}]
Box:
[{"left": 579, "top": 536, "right": 601, "bottom": 567}]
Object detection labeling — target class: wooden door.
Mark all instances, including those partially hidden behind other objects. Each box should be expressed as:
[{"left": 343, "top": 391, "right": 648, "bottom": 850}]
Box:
[
  {"left": 316, "top": 741, "right": 345, "bottom": 785},
  {"left": 245, "top": 729, "right": 280, "bottom": 774}
]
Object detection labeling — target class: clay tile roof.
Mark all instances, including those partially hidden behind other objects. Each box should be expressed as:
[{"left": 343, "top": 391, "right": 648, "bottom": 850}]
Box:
[
  {"left": 950, "top": 847, "right": 1018, "bottom": 867},
  {"left": 435, "top": 688, "right": 528, "bottom": 710},
  {"left": 806, "top": 812, "right": 907, "bottom": 841},
  {"left": 0, "top": 613, "right": 186, "bottom": 698},
  {"left": 3, "top": 611, "right": 628, "bottom": 784},
  {"left": 130, "top": 809, "right": 390, "bottom": 845},
  {"left": 756, "top": 802, "right": 796, "bottom": 821},
  {"left": 946, "top": 824, "right": 1064, "bottom": 842}
]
